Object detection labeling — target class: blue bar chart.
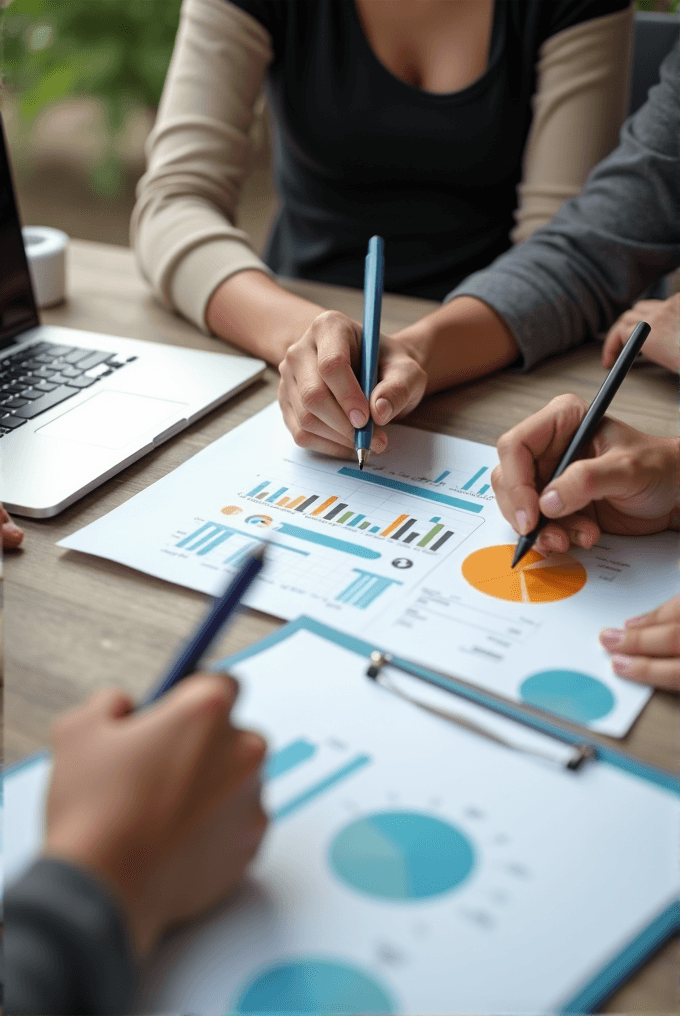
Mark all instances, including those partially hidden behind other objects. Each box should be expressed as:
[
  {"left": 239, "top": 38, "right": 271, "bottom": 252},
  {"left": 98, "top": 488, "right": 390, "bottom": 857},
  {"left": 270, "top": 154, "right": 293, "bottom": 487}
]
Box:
[
  {"left": 266, "top": 738, "right": 373, "bottom": 822},
  {"left": 336, "top": 569, "right": 403, "bottom": 609}
]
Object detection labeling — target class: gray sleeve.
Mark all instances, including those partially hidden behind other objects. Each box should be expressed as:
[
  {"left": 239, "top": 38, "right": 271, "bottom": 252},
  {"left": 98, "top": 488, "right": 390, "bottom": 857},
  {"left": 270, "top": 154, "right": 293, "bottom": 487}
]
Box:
[
  {"left": 446, "top": 39, "right": 680, "bottom": 370},
  {"left": 4, "top": 858, "right": 137, "bottom": 1015}
]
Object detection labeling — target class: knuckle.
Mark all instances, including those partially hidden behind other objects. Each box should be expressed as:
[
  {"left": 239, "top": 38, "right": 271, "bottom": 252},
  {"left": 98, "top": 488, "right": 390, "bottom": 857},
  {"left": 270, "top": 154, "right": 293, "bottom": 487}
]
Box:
[
  {"left": 552, "top": 392, "right": 587, "bottom": 416},
  {"left": 496, "top": 430, "right": 518, "bottom": 457},
  {"left": 317, "top": 351, "right": 350, "bottom": 379},
  {"left": 387, "top": 379, "right": 409, "bottom": 406},
  {"left": 298, "top": 408, "right": 319, "bottom": 431},
  {"left": 299, "top": 382, "right": 327, "bottom": 412},
  {"left": 292, "top": 425, "right": 313, "bottom": 449},
  {"left": 669, "top": 625, "right": 680, "bottom": 656}
]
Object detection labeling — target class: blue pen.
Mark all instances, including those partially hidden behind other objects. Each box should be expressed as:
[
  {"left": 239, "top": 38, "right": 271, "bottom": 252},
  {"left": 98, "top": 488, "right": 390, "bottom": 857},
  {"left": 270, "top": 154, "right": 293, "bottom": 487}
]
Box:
[
  {"left": 355, "top": 235, "right": 385, "bottom": 470},
  {"left": 140, "top": 545, "right": 265, "bottom": 707}
]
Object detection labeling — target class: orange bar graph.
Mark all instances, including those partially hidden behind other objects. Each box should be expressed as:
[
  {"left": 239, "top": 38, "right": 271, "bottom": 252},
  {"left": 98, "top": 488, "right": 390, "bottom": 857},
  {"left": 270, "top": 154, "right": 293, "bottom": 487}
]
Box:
[
  {"left": 380, "top": 514, "right": 409, "bottom": 537},
  {"left": 277, "top": 497, "right": 290, "bottom": 505},
  {"left": 311, "top": 496, "right": 337, "bottom": 515},
  {"left": 288, "top": 496, "right": 306, "bottom": 509}
]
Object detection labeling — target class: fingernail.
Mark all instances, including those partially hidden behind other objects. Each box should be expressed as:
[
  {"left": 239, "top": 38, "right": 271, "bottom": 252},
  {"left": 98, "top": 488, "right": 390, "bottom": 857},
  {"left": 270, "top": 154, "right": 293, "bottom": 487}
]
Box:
[
  {"left": 599, "top": 627, "right": 623, "bottom": 650},
  {"left": 539, "top": 489, "right": 563, "bottom": 516},
  {"left": 515, "top": 510, "right": 529, "bottom": 535},
  {"left": 375, "top": 398, "right": 392, "bottom": 424},
  {"left": 611, "top": 654, "right": 634, "bottom": 677},
  {"left": 625, "top": 615, "right": 646, "bottom": 627},
  {"left": 349, "top": 410, "right": 366, "bottom": 428}
]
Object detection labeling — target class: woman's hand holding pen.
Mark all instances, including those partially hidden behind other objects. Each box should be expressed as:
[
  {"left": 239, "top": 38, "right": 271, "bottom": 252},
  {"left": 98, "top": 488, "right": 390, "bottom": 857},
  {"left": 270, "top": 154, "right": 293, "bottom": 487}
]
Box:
[
  {"left": 44, "top": 672, "right": 267, "bottom": 959},
  {"left": 491, "top": 394, "right": 679, "bottom": 555},
  {"left": 277, "top": 309, "right": 427, "bottom": 458}
]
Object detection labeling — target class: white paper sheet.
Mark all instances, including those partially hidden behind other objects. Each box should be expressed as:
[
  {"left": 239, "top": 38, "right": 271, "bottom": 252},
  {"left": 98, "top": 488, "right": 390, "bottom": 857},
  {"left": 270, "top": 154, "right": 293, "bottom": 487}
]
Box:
[
  {"left": 5, "top": 626, "right": 678, "bottom": 1015},
  {"left": 59, "top": 403, "right": 679, "bottom": 736}
]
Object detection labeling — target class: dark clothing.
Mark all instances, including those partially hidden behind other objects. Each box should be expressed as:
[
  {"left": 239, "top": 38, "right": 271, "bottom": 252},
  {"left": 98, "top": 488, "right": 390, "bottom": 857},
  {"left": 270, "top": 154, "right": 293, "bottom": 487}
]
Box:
[
  {"left": 5, "top": 859, "right": 136, "bottom": 1015},
  {"left": 228, "top": 0, "right": 628, "bottom": 300},
  {"left": 449, "top": 39, "right": 680, "bottom": 368}
]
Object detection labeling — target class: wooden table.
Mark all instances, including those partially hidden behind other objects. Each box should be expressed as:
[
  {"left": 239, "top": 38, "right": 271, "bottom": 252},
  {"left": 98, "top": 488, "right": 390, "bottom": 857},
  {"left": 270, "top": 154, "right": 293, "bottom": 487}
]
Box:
[{"left": 5, "top": 239, "right": 678, "bottom": 1011}]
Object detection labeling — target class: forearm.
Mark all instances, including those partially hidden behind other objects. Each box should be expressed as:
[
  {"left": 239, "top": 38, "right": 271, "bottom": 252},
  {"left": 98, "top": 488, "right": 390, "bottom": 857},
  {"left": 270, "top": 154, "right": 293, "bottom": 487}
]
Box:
[
  {"left": 5, "top": 858, "right": 137, "bottom": 1015},
  {"left": 206, "top": 270, "right": 327, "bottom": 364},
  {"left": 392, "top": 296, "right": 519, "bottom": 394}
]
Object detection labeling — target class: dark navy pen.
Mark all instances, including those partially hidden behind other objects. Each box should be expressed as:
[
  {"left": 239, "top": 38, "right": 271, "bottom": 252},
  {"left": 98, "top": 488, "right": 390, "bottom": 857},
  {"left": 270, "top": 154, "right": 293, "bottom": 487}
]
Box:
[
  {"left": 511, "top": 321, "right": 651, "bottom": 568},
  {"left": 355, "top": 235, "right": 385, "bottom": 470},
  {"left": 140, "top": 544, "right": 265, "bottom": 706}
]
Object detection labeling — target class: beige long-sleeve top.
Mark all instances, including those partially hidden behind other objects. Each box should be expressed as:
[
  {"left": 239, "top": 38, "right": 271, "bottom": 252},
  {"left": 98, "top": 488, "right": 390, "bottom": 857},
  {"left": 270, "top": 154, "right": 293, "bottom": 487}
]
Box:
[{"left": 132, "top": 0, "right": 634, "bottom": 333}]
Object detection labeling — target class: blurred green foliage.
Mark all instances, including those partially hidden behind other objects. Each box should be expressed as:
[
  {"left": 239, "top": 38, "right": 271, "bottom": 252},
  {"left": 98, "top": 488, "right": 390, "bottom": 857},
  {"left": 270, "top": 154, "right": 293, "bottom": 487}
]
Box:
[{"left": 0, "top": 0, "right": 182, "bottom": 193}]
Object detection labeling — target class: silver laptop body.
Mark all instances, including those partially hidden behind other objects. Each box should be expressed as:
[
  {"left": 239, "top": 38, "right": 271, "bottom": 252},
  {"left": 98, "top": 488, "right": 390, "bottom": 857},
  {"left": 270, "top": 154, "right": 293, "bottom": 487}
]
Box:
[{"left": 0, "top": 116, "right": 265, "bottom": 518}]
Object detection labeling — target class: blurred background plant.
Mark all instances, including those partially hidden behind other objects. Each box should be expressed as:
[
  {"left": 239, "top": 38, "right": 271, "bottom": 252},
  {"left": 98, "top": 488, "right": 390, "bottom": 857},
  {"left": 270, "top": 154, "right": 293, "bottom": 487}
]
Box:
[
  {"left": 0, "top": 0, "right": 677, "bottom": 245},
  {"left": 2, "top": 0, "right": 181, "bottom": 194}
]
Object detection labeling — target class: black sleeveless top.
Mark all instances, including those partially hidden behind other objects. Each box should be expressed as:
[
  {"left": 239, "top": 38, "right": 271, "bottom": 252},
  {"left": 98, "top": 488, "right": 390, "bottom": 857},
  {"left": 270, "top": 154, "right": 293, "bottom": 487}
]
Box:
[{"left": 229, "top": 0, "right": 628, "bottom": 300}]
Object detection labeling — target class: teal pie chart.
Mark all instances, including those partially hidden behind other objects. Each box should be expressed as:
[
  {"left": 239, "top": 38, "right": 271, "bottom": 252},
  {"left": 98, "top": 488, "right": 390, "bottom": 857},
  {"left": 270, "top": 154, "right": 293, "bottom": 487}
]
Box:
[
  {"left": 520, "top": 669, "right": 616, "bottom": 723},
  {"left": 329, "top": 810, "right": 475, "bottom": 901},
  {"left": 233, "top": 958, "right": 395, "bottom": 1014}
]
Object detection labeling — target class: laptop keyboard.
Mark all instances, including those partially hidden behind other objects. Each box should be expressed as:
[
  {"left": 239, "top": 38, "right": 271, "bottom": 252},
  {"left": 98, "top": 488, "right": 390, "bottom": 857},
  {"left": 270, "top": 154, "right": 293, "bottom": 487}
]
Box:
[{"left": 0, "top": 341, "right": 136, "bottom": 437}]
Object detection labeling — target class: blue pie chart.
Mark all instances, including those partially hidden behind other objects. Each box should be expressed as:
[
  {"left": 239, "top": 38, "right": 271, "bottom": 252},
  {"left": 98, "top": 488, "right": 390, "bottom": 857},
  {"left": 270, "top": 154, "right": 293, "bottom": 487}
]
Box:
[
  {"left": 329, "top": 810, "right": 475, "bottom": 901},
  {"left": 520, "top": 669, "right": 615, "bottom": 723},
  {"left": 233, "top": 958, "right": 395, "bottom": 1014}
]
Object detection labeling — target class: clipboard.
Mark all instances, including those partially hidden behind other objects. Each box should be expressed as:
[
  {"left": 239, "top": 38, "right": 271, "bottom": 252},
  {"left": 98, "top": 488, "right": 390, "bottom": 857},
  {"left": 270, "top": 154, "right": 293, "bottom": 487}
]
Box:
[{"left": 4, "top": 615, "right": 679, "bottom": 1015}]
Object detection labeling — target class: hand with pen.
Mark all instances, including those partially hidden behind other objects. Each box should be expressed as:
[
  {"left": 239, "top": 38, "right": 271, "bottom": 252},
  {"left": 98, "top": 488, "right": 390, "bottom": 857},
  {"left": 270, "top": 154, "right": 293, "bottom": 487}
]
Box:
[
  {"left": 277, "top": 310, "right": 427, "bottom": 459},
  {"left": 43, "top": 671, "right": 267, "bottom": 959},
  {"left": 492, "top": 393, "right": 680, "bottom": 689}
]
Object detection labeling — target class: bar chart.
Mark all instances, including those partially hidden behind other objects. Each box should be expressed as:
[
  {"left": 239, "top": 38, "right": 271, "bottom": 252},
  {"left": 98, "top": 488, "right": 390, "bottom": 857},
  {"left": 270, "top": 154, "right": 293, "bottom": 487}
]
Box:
[
  {"left": 265, "top": 736, "right": 373, "bottom": 822},
  {"left": 244, "top": 476, "right": 479, "bottom": 557}
]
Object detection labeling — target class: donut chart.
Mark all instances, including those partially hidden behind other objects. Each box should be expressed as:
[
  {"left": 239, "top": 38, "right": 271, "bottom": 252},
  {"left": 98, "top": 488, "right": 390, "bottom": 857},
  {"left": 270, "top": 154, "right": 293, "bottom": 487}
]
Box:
[
  {"left": 329, "top": 810, "right": 475, "bottom": 901},
  {"left": 461, "top": 545, "right": 586, "bottom": 603},
  {"left": 520, "top": 670, "right": 616, "bottom": 723},
  {"left": 233, "top": 958, "right": 395, "bottom": 1014}
]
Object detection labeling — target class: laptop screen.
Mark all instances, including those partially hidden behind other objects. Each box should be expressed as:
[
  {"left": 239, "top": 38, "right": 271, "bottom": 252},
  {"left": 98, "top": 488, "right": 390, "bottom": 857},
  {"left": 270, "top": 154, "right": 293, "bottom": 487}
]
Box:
[{"left": 0, "top": 113, "right": 40, "bottom": 348}]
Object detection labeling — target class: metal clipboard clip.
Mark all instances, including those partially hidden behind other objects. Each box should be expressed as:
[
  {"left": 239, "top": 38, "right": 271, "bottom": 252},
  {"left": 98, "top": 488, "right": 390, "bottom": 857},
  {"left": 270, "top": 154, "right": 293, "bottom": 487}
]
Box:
[{"left": 366, "top": 651, "right": 597, "bottom": 772}]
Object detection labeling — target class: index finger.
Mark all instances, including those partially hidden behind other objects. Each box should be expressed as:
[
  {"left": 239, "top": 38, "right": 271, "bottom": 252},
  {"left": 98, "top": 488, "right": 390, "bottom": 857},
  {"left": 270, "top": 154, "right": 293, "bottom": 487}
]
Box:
[
  {"left": 315, "top": 318, "right": 371, "bottom": 428},
  {"left": 494, "top": 395, "right": 589, "bottom": 532}
]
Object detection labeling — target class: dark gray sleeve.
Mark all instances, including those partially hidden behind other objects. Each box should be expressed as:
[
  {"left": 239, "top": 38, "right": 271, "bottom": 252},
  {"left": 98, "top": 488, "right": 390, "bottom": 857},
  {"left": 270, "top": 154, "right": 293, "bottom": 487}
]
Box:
[
  {"left": 445, "top": 40, "right": 680, "bottom": 370},
  {"left": 4, "top": 858, "right": 137, "bottom": 1015}
]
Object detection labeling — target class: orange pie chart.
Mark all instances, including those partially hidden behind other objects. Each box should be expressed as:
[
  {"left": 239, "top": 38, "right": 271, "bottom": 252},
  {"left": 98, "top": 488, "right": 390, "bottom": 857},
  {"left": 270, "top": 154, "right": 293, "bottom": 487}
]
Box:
[{"left": 462, "top": 544, "right": 586, "bottom": 603}]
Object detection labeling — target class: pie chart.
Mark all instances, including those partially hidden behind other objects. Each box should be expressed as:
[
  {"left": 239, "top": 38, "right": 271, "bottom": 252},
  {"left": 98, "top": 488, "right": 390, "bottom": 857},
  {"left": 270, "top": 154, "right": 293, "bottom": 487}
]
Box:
[
  {"left": 234, "top": 958, "right": 394, "bottom": 1014},
  {"left": 329, "top": 810, "right": 475, "bottom": 901},
  {"left": 520, "top": 669, "right": 615, "bottom": 723},
  {"left": 462, "top": 545, "right": 586, "bottom": 603}
]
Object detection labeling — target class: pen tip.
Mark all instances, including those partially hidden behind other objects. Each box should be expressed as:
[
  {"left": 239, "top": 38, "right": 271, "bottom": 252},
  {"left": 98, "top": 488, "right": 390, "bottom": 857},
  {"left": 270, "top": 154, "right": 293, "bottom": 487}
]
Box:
[
  {"left": 357, "top": 448, "right": 368, "bottom": 470},
  {"left": 252, "top": 543, "right": 266, "bottom": 562},
  {"left": 511, "top": 544, "right": 524, "bottom": 569}
]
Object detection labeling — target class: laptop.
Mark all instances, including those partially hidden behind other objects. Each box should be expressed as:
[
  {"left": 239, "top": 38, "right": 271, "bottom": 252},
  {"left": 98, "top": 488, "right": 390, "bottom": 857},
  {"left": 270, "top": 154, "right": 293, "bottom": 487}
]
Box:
[{"left": 0, "top": 115, "right": 266, "bottom": 517}]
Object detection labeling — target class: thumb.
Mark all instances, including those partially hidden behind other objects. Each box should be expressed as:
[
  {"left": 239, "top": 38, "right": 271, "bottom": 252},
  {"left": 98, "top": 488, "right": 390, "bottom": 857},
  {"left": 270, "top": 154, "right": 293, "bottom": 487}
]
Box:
[
  {"left": 539, "top": 450, "right": 638, "bottom": 518},
  {"left": 370, "top": 350, "right": 427, "bottom": 426}
]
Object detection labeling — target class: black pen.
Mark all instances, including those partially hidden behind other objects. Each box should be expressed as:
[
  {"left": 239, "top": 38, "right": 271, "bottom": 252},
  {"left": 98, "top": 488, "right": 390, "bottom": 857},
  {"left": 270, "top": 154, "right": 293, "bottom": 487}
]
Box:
[
  {"left": 511, "top": 321, "right": 651, "bottom": 568},
  {"left": 140, "top": 544, "right": 265, "bottom": 706}
]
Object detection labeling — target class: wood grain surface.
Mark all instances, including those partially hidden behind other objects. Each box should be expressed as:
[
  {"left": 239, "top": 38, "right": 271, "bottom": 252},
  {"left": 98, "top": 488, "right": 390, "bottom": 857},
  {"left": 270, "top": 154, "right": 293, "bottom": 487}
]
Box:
[{"left": 4, "top": 240, "right": 678, "bottom": 1011}]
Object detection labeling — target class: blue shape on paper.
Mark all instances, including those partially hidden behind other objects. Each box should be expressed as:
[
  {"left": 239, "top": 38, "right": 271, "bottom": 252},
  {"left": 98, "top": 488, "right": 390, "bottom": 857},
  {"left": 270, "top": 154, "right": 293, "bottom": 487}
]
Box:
[
  {"left": 274, "top": 755, "right": 372, "bottom": 821},
  {"left": 233, "top": 958, "right": 395, "bottom": 1014},
  {"left": 520, "top": 670, "right": 615, "bottom": 723},
  {"left": 329, "top": 811, "right": 475, "bottom": 901},
  {"left": 265, "top": 739, "right": 316, "bottom": 780},
  {"left": 277, "top": 524, "right": 381, "bottom": 559},
  {"left": 338, "top": 468, "right": 483, "bottom": 513}
]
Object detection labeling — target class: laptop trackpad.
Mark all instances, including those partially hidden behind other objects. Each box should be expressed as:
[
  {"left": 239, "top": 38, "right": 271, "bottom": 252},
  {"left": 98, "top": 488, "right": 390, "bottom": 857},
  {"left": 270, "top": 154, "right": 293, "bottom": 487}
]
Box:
[{"left": 36, "top": 391, "right": 187, "bottom": 449}]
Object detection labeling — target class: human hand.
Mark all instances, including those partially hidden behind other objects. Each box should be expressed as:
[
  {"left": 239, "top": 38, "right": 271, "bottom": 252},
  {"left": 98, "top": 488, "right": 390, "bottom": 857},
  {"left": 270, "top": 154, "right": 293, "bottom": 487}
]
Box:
[
  {"left": 1, "top": 502, "right": 24, "bottom": 549},
  {"left": 600, "top": 596, "right": 680, "bottom": 690},
  {"left": 602, "top": 295, "right": 680, "bottom": 373},
  {"left": 278, "top": 310, "right": 427, "bottom": 457},
  {"left": 44, "top": 673, "right": 267, "bottom": 958},
  {"left": 492, "top": 394, "right": 679, "bottom": 554}
]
